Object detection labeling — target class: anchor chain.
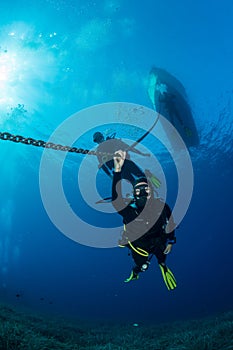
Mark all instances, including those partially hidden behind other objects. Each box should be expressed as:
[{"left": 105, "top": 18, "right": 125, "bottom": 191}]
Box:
[{"left": 0, "top": 132, "right": 111, "bottom": 157}]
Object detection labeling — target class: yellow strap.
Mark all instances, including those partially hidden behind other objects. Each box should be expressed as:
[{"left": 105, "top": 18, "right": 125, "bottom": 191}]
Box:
[
  {"left": 122, "top": 225, "right": 149, "bottom": 257},
  {"left": 128, "top": 241, "right": 149, "bottom": 257}
]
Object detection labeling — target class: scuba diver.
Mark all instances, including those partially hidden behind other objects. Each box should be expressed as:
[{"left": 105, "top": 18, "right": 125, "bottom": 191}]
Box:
[
  {"left": 93, "top": 131, "right": 150, "bottom": 184},
  {"left": 112, "top": 150, "right": 177, "bottom": 290}
]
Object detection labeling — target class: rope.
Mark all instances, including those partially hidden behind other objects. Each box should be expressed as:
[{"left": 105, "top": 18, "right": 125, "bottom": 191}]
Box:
[{"left": 127, "top": 112, "right": 160, "bottom": 151}]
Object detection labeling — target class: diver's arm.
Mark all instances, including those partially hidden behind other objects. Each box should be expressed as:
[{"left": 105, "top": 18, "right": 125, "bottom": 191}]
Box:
[
  {"left": 163, "top": 203, "right": 176, "bottom": 254},
  {"left": 129, "top": 147, "right": 150, "bottom": 157},
  {"left": 112, "top": 172, "right": 130, "bottom": 214},
  {"left": 112, "top": 151, "right": 128, "bottom": 213},
  {"left": 112, "top": 172, "right": 123, "bottom": 202},
  {"left": 119, "top": 140, "right": 150, "bottom": 157}
]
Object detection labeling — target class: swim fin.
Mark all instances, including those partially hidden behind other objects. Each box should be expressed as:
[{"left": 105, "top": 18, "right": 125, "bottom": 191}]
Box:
[
  {"left": 159, "top": 264, "right": 177, "bottom": 290},
  {"left": 145, "top": 169, "right": 161, "bottom": 188},
  {"left": 95, "top": 197, "right": 113, "bottom": 204},
  {"left": 124, "top": 270, "right": 139, "bottom": 283},
  {"left": 96, "top": 196, "right": 132, "bottom": 205}
]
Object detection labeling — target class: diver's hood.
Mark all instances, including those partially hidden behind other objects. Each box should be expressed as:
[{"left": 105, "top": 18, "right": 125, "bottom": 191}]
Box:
[{"left": 133, "top": 180, "right": 151, "bottom": 208}]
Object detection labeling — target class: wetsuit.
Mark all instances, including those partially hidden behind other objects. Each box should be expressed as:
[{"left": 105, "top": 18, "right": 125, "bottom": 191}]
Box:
[{"left": 112, "top": 171, "right": 176, "bottom": 273}]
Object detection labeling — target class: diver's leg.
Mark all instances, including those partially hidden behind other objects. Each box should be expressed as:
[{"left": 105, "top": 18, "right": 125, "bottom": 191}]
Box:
[
  {"left": 124, "top": 249, "right": 148, "bottom": 282},
  {"left": 153, "top": 246, "right": 167, "bottom": 265},
  {"left": 131, "top": 249, "right": 149, "bottom": 274}
]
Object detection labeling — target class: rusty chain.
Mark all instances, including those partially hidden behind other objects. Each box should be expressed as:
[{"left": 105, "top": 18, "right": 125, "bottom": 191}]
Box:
[{"left": 0, "top": 131, "right": 113, "bottom": 157}]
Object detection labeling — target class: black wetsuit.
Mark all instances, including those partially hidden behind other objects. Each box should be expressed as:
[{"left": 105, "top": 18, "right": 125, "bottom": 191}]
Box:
[
  {"left": 96, "top": 138, "right": 145, "bottom": 183},
  {"left": 112, "top": 171, "right": 176, "bottom": 273}
]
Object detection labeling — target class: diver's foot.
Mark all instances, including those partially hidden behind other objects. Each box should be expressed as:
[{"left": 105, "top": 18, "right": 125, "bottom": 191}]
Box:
[{"left": 124, "top": 271, "right": 139, "bottom": 283}]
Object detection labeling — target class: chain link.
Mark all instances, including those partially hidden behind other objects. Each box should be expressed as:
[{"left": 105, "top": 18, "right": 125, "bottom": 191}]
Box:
[{"left": 0, "top": 132, "right": 111, "bottom": 157}]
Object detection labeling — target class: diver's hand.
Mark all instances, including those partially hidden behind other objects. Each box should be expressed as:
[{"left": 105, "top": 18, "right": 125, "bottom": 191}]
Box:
[
  {"left": 142, "top": 152, "right": 151, "bottom": 157},
  {"left": 164, "top": 244, "right": 172, "bottom": 255},
  {"left": 114, "top": 150, "right": 126, "bottom": 172}
]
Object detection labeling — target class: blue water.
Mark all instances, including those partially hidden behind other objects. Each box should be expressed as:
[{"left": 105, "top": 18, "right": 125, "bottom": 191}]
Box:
[{"left": 0, "top": 0, "right": 232, "bottom": 326}]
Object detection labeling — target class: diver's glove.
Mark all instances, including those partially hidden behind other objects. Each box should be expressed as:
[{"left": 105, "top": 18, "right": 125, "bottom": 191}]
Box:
[
  {"left": 124, "top": 270, "right": 139, "bottom": 283},
  {"left": 159, "top": 264, "right": 177, "bottom": 290}
]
